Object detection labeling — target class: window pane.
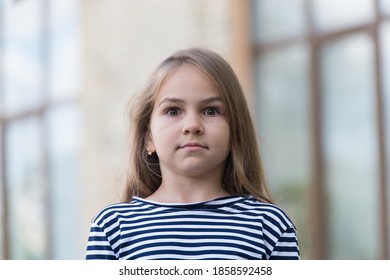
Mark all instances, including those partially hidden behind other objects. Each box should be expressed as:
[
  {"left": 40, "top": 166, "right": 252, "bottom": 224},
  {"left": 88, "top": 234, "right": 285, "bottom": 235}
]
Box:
[
  {"left": 381, "top": 0, "right": 390, "bottom": 15},
  {"left": 321, "top": 34, "right": 380, "bottom": 259},
  {"left": 49, "top": 0, "right": 81, "bottom": 99},
  {"left": 47, "top": 105, "right": 81, "bottom": 259},
  {"left": 255, "top": 45, "right": 312, "bottom": 258},
  {"left": 3, "top": 0, "right": 44, "bottom": 115},
  {"left": 252, "top": 0, "right": 306, "bottom": 43},
  {"left": 381, "top": 22, "right": 390, "bottom": 254},
  {"left": 5, "top": 117, "right": 48, "bottom": 259},
  {"left": 312, "top": 0, "right": 374, "bottom": 33}
]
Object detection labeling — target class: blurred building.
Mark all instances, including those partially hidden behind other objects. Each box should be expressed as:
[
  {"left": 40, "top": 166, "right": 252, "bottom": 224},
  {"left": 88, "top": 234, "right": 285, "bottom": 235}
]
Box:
[{"left": 0, "top": 0, "right": 389, "bottom": 259}]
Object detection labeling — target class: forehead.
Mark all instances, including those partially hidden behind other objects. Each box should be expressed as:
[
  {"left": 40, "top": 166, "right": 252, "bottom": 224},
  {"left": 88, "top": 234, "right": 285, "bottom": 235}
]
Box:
[{"left": 155, "top": 65, "right": 221, "bottom": 102}]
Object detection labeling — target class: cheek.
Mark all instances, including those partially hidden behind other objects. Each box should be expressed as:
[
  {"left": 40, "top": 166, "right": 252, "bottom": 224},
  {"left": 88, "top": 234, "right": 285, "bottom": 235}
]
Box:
[
  {"left": 213, "top": 122, "right": 231, "bottom": 150},
  {"left": 149, "top": 119, "right": 175, "bottom": 151}
]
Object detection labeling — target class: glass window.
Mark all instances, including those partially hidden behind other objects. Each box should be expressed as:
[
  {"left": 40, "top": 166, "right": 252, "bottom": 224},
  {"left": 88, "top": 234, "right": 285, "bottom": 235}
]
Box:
[
  {"left": 48, "top": 0, "right": 81, "bottom": 99},
  {"left": 5, "top": 117, "right": 48, "bottom": 259},
  {"left": 312, "top": 0, "right": 375, "bottom": 33},
  {"left": 46, "top": 105, "right": 81, "bottom": 259},
  {"left": 252, "top": 0, "right": 306, "bottom": 43},
  {"left": 382, "top": 25, "right": 390, "bottom": 119},
  {"left": 381, "top": 0, "right": 390, "bottom": 15},
  {"left": 3, "top": 0, "right": 44, "bottom": 115},
  {"left": 321, "top": 34, "right": 380, "bottom": 259},
  {"left": 1, "top": 0, "right": 81, "bottom": 260},
  {"left": 381, "top": 22, "right": 390, "bottom": 254},
  {"left": 255, "top": 44, "right": 312, "bottom": 258}
]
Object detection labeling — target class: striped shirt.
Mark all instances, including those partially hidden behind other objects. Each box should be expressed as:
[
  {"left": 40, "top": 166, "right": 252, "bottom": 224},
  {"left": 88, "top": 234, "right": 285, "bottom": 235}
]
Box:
[{"left": 86, "top": 196, "right": 300, "bottom": 260}]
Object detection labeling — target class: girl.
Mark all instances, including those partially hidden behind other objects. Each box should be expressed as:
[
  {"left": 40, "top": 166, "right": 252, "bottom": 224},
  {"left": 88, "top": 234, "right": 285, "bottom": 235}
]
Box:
[{"left": 86, "top": 48, "right": 300, "bottom": 260}]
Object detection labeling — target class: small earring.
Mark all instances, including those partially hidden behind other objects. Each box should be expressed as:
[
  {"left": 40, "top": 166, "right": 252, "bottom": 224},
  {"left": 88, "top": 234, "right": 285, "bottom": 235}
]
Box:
[{"left": 147, "top": 150, "right": 152, "bottom": 156}]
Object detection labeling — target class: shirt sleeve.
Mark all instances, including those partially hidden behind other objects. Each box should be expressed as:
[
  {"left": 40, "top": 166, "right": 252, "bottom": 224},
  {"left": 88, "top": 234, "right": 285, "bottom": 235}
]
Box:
[
  {"left": 269, "top": 226, "right": 300, "bottom": 260},
  {"left": 85, "top": 221, "right": 117, "bottom": 260}
]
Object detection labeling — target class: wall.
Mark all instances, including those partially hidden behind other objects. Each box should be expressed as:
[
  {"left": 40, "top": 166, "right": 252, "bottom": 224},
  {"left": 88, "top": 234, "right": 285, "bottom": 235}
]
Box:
[{"left": 78, "top": 0, "right": 250, "bottom": 258}]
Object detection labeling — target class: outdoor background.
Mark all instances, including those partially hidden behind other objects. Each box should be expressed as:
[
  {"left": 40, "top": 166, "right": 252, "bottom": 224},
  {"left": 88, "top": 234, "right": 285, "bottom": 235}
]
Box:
[{"left": 1, "top": 0, "right": 389, "bottom": 260}]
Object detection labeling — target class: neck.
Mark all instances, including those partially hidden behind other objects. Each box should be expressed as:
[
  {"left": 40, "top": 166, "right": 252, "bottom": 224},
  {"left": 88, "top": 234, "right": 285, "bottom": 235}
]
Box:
[{"left": 146, "top": 172, "right": 230, "bottom": 204}]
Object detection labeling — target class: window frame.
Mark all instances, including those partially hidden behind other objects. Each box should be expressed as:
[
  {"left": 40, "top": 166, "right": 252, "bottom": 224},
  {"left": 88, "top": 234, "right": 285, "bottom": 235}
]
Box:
[
  {"left": 0, "top": 0, "right": 80, "bottom": 259},
  {"left": 251, "top": 0, "right": 389, "bottom": 259}
]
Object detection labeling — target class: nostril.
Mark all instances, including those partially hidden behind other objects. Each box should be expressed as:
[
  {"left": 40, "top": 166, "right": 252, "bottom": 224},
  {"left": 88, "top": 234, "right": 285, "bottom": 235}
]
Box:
[{"left": 182, "top": 124, "right": 204, "bottom": 135}]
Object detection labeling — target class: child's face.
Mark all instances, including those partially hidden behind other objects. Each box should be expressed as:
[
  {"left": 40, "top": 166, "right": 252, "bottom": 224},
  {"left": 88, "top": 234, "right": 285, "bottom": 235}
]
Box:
[{"left": 147, "top": 65, "right": 231, "bottom": 181}]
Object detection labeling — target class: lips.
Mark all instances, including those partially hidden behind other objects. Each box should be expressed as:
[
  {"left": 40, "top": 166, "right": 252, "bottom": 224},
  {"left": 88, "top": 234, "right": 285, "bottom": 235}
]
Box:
[{"left": 179, "top": 142, "right": 208, "bottom": 150}]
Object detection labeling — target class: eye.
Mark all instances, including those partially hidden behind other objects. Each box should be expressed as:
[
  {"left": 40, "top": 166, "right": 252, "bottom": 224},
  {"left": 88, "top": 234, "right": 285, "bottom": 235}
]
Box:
[
  {"left": 165, "top": 107, "right": 181, "bottom": 116},
  {"left": 203, "top": 107, "right": 220, "bottom": 116}
]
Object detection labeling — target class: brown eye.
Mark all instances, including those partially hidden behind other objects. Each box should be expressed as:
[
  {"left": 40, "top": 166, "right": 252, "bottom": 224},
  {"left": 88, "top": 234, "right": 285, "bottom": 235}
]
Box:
[
  {"left": 203, "top": 107, "right": 219, "bottom": 116},
  {"left": 166, "top": 107, "right": 181, "bottom": 116}
]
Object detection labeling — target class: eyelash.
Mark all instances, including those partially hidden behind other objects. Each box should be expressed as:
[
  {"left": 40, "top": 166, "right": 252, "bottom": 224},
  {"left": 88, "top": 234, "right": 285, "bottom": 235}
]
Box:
[
  {"left": 164, "top": 107, "right": 221, "bottom": 116},
  {"left": 165, "top": 107, "right": 181, "bottom": 116},
  {"left": 203, "top": 107, "right": 220, "bottom": 116}
]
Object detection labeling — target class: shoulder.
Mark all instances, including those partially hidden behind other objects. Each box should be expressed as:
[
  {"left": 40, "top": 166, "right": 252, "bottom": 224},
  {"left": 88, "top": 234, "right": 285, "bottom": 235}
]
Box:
[
  {"left": 234, "top": 197, "right": 297, "bottom": 231},
  {"left": 91, "top": 198, "right": 149, "bottom": 226}
]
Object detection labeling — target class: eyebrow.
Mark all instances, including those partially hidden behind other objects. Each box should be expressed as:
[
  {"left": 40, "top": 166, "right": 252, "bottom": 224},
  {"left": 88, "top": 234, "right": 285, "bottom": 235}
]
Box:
[{"left": 158, "top": 96, "right": 223, "bottom": 107}]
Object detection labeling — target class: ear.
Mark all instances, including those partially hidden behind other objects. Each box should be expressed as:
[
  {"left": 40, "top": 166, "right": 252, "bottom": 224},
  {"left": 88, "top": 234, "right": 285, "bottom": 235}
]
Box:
[{"left": 144, "top": 130, "right": 155, "bottom": 154}]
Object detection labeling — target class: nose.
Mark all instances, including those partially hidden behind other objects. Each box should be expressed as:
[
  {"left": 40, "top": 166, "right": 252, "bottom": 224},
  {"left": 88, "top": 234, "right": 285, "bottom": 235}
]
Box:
[{"left": 182, "top": 112, "right": 204, "bottom": 135}]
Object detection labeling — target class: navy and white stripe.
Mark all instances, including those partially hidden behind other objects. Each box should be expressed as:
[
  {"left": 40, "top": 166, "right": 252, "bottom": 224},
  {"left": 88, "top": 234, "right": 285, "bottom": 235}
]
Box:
[{"left": 86, "top": 196, "right": 300, "bottom": 260}]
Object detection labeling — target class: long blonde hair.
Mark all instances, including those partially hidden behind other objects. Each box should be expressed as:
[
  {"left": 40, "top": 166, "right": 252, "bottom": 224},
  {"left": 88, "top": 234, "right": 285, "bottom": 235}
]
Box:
[{"left": 124, "top": 47, "right": 274, "bottom": 204}]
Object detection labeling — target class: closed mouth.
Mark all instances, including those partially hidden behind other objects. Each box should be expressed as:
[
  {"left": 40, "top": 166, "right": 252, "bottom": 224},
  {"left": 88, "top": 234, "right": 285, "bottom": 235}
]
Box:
[{"left": 179, "top": 142, "right": 208, "bottom": 149}]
